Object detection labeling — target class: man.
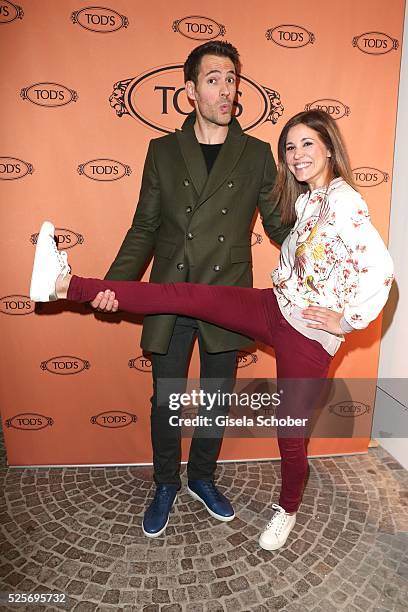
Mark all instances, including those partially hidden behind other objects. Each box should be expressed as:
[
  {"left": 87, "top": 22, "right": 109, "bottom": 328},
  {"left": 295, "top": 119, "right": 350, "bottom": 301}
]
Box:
[{"left": 92, "top": 41, "right": 291, "bottom": 537}]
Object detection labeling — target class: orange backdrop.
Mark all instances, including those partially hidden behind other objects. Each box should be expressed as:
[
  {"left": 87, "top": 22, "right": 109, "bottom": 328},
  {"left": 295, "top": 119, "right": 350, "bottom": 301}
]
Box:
[{"left": 0, "top": 0, "right": 404, "bottom": 465}]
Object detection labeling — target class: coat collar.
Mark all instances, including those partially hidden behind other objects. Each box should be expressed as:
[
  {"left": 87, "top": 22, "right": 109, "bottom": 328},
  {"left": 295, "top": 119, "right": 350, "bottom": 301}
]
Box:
[
  {"left": 176, "top": 111, "right": 248, "bottom": 206},
  {"left": 175, "top": 112, "right": 207, "bottom": 196}
]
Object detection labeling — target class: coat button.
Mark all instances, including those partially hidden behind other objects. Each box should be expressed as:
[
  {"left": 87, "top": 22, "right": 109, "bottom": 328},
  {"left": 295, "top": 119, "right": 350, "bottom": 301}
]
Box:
[
  {"left": 227, "top": 181, "right": 234, "bottom": 188},
  {"left": 213, "top": 265, "right": 221, "bottom": 272},
  {"left": 185, "top": 206, "right": 192, "bottom": 213},
  {"left": 221, "top": 208, "right": 228, "bottom": 215},
  {"left": 183, "top": 179, "right": 190, "bottom": 186},
  {"left": 218, "top": 235, "right": 225, "bottom": 242},
  {"left": 187, "top": 232, "right": 194, "bottom": 240},
  {"left": 177, "top": 263, "right": 184, "bottom": 271}
]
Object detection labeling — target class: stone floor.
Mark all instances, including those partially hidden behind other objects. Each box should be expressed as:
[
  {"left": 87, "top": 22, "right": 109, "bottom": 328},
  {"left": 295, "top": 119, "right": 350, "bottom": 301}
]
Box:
[{"left": 0, "top": 432, "right": 407, "bottom": 612}]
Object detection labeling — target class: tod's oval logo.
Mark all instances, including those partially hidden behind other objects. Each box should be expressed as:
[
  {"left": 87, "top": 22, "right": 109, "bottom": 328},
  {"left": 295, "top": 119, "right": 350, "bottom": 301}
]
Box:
[
  {"left": 78, "top": 158, "right": 131, "bottom": 181},
  {"left": 172, "top": 15, "right": 225, "bottom": 40},
  {"left": 251, "top": 232, "right": 263, "bottom": 246},
  {"left": 129, "top": 356, "right": 152, "bottom": 372},
  {"left": 266, "top": 24, "right": 315, "bottom": 48},
  {"left": 20, "top": 82, "right": 78, "bottom": 107},
  {"left": 329, "top": 401, "right": 370, "bottom": 418},
  {"left": 353, "top": 167, "right": 389, "bottom": 187},
  {"left": 0, "top": 157, "right": 33, "bottom": 180},
  {"left": 352, "top": 32, "right": 399, "bottom": 55},
  {"left": 91, "top": 411, "right": 138, "bottom": 428},
  {"left": 305, "top": 99, "right": 350, "bottom": 119},
  {"left": 31, "top": 227, "right": 84, "bottom": 250},
  {"left": 0, "top": 1, "right": 23, "bottom": 23},
  {"left": 71, "top": 6, "right": 129, "bottom": 33},
  {"left": 110, "top": 65, "right": 284, "bottom": 134},
  {"left": 6, "top": 413, "right": 53, "bottom": 431},
  {"left": 236, "top": 351, "right": 258, "bottom": 369},
  {"left": 41, "top": 356, "right": 90, "bottom": 375},
  {"left": 0, "top": 295, "right": 34, "bottom": 315}
]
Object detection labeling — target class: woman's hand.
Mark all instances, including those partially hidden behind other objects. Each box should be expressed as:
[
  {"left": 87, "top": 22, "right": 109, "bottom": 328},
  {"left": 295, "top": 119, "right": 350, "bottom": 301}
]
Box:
[
  {"left": 90, "top": 290, "right": 119, "bottom": 312},
  {"left": 302, "top": 306, "right": 343, "bottom": 334}
]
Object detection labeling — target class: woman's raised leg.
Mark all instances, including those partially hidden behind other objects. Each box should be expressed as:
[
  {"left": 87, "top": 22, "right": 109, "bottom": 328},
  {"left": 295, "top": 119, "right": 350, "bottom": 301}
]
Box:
[
  {"left": 30, "top": 221, "right": 276, "bottom": 346},
  {"left": 67, "top": 275, "right": 275, "bottom": 347}
]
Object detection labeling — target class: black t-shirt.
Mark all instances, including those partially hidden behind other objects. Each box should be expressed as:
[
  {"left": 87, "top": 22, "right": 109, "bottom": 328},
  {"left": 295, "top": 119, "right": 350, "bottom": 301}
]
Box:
[{"left": 200, "top": 143, "right": 223, "bottom": 174}]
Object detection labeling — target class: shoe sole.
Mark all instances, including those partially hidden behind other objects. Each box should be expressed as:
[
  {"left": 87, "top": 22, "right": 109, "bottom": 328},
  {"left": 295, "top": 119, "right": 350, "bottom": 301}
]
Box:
[
  {"left": 30, "top": 221, "right": 55, "bottom": 302},
  {"left": 258, "top": 520, "right": 296, "bottom": 551},
  {"left": 142, "top": 494, "right": 177, "bottom": 538},
  {"left": 187, "top": 486, "right": 235, "bottom": 522},
  {"left": 258, "top": 535, "right": 290, "bottom": 551}
]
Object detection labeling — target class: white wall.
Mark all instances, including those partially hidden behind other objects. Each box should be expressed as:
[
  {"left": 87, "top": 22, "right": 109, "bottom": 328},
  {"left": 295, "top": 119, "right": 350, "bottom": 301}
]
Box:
[{"left": 376, "top": 4, "right": 408, "bottom": 468}]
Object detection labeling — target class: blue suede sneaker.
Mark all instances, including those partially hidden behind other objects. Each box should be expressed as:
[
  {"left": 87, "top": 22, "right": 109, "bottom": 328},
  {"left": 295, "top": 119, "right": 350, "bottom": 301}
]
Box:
[
  {"left": 187, "top": 480, "right": 235, "bottom": 522},
  {"left": 142, "top": 484, "right": 178, "bottom": 537}
]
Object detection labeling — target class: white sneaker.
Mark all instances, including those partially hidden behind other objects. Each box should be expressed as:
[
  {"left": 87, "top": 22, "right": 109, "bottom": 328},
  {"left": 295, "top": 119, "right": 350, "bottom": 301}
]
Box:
[
  {"left": 30, "top": 221, "right": 70, "bottom": 302},
  {"left": 258, "top": 503, "right": 296, "bottom": 551}
]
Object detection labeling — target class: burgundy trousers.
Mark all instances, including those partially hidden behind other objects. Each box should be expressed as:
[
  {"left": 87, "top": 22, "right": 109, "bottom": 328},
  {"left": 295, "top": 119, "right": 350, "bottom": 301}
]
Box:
[{"left": 68, "top": 276, "right": 332, "bottom": 512}]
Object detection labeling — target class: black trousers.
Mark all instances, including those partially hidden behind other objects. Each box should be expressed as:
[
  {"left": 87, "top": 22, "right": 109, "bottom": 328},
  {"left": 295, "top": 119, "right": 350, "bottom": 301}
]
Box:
[{"left": 150, "top": 316, "right": 238, "bottom": 487}]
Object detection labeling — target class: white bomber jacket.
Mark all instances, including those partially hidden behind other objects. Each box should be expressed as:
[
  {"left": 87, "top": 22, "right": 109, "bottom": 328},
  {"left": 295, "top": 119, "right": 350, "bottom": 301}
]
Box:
[{"left": 271, "top": 178, "right": 394, "bottom": 353}]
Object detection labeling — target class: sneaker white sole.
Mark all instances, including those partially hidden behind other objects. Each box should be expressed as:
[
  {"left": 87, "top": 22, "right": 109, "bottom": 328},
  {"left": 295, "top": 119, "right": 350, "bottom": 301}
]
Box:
[
  {"left": 142, "top": 494, "right": 177, "bottom": 538},
  {"left": 258, "top": 520, "right": 296, "bottom": 551},
  {"left": 258, "top": 533, "right": 291, "bottom": 551},
  {"left": 29, "top": 221, "right": 56, "bottom": 302},
  {"left": 187, "top": 486, "right": 235, "bottom": 522}
]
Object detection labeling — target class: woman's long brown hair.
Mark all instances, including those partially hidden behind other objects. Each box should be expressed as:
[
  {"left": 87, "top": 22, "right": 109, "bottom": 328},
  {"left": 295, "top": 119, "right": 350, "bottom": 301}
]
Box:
[{"left": 272, "top": 110, "right": 356, "bottom": 224}]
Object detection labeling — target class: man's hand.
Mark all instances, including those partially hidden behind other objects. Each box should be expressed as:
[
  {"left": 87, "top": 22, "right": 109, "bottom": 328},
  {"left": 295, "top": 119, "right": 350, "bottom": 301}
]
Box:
[
  {"left": 90, "top": 290, "right": 119, "bottom": 313},
  {"left": 302, "top": 306, "right": 343, "bottom": 335}
]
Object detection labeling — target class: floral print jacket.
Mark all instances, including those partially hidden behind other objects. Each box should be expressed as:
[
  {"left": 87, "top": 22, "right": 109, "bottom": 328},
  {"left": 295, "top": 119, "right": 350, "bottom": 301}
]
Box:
[{"left": 272, "top": 178, "right": 394, "bottom": 330}]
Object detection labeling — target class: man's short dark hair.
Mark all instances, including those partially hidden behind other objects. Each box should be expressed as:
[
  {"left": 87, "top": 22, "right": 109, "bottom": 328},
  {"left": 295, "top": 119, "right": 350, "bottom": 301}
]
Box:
[{"left": 183, "top": 41, "right": 240, "bottom": 84}]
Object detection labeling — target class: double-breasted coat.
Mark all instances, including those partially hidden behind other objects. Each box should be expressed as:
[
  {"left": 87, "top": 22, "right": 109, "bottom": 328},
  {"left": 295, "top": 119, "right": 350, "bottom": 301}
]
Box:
[{"left": 105, "top": 112, "right": 291, "bottom": 353}]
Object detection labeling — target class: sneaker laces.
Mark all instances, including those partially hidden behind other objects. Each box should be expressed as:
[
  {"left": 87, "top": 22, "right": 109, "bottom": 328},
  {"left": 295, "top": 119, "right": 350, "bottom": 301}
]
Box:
[
  {"left": 264, "top": 503, "right": 291, "bottom": 535},
  {"left": 199, "top": 481, "right": 223, "bottom": 502},
  {"left": 153, "top": 487, "right": 176, "bottom": 507},
  {"left": 51, "top": 236, "right": 70, "bottom": 277}
]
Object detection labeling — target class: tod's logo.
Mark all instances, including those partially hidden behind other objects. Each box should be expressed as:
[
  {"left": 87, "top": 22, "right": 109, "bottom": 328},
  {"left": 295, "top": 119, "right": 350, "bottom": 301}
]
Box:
[
  {"left": 31, "top": 228, "right": 84, "bottom": 249},
  {"left": 0, "top": 295, "right": 34, "bottom": 315},
  {"left": 251, "top": 232, "right": 263, "bottom": 246},
  {"left": 352, "top": 32, "right": 399, "bottom": 55},
  {"left": 21, "top": 82, "right": 78, "bottom": 107},
  {"left": 305, "top": 99, "right": 350, "bottom": 120},
  {"left": 0, "top": 157, "right": 33, "bottom": 180},
  {"left": 91, "top": 411, "right": 138, "bottom": 428},
  {"left": 172, "top": 15, "right": 226, "bottom": 40},
  {"left": 71, "top": 6, "right": 129, "bottom": 32},
  {"left": 6, "top": 413, "right": 53, "bottom": 431},
  {"left": 329, "top": 401, "right": 371, "bottom": 417},
  {"left": 0, "top": 1, "right": 23, "bottom": 23},
  {"left": 352, "top": 167, "right": 389, "bottom": 187},
  {"left": 236, "top": 351, "right": 258, "bottom": 368},
  {"left": 41, "top": 356, "right": 90, "bottom": 375},
  {"left": 266, "top": 24, "right": 315, "bottom": 48},
  {"left": 110, "top": 64, "right": 284, "bottom": 134},
  {"left": 78, "top": 158, "right": 131, "bottom": 181},
  {"left": 129, "top": 356, "right": 152, "bottom": 372}
]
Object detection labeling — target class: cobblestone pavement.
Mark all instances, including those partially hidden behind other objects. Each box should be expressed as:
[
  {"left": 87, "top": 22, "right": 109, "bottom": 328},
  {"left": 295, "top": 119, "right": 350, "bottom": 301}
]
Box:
[{"left": 0, "top": 436, "right": 407, "bottom": 612}]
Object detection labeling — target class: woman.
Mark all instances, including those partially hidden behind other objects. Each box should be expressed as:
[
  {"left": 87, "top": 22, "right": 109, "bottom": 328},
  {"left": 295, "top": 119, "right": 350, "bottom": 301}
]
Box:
[{"left": 30, "top": 110, "right": 394, "bottom": 551}]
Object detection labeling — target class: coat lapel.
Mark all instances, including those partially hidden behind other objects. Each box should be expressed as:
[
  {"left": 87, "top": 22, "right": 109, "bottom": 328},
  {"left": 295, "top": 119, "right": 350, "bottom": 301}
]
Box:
[
  {"left": 176, "top": 113, "right": 207, "bottom": 197},
  {"left": 176, "top": 112, "right": 248, "bottom": 207},
  {"left": 197, "top": 117, "right": 247, "bottom": 207}
]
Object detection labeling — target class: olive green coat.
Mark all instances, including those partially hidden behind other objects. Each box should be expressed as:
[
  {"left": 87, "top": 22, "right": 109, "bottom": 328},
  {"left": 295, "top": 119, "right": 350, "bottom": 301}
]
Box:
[{"left": 105, "top": 112, "right": 291, "bottom": 353}]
